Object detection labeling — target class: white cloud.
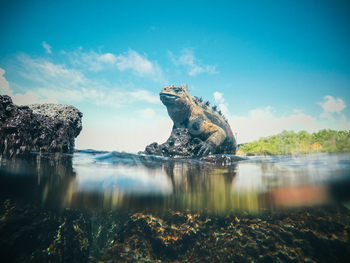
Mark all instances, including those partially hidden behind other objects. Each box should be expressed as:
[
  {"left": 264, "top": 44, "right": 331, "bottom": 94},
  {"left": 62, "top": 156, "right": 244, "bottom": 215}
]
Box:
[
  {"left": 11, "top": 92, "right": 57, "bottom": 105},
  {"left": 1, "top": 68, "right": 58, "bottom": 105},
  {"left": 4, "top": 53, "right": 162, "bottom": 108},
  {"left": 228, "top": 101, "right": 350, "bottom": 144},
  {"left": 17, "top": 53, "right": 86, "bottom": 86},
  {"left": 98, "top": 53, "right": 117, "bottom": 63},
  {"left": 214, "top": 91, "right": 224, "bottom": 104},
  {"left": 129, "top": 90, "right": 159, "bottom": 104},
  {"left": 169, "top": 48, "right": 217, "bottom": 76},
  {"left": 68, "top": 48, "right": 165, "bottom": 82},
  {"left": 0, "top": 68, "right": 10, "bottom": 94},
  {"left": 11, "top": 53, "right": 160, "bottom": 107},
  {"left": 75, "top": 119, "right": 173, "bottom": 152},
  {"left": 319, "top": 111, "right": 335, "bottom": 121},
  {"left": 68, "top": 50, "right": 102, "bottom": 71},
  {"left": 42, "top": 41, "right": 52, "bottom": 54},
  {"left": 229, "top": 112, "right": 318, "bottom": 144},
  {"left": 317, "top": 95, "right": 346, "bottom": 121},
  {"left": 212, "top": 93, "right": 348, "bottom": 144},
  {"left": 115, "top": 50, "right": 161, "bottom": 77},
  {"left": 137, "top": 108, "right": 156, "bottom": 118},
  {"left": 250, "top": 106, "right": 275, "bottom": 120},
  {"left": 213, "top": 91, "right": 229, "bottom": 116},
  {"left": 318, "top": 95, "right": 346, "bottom": 112},
  {"left": 218, "top": 103, "right": 229, "bottom": 116}
]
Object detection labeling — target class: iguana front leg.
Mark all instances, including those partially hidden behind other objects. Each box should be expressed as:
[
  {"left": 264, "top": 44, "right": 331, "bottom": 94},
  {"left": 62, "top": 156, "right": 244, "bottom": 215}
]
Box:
[{"left": 189, "top": 121, "right": 226, "bottom": 156}]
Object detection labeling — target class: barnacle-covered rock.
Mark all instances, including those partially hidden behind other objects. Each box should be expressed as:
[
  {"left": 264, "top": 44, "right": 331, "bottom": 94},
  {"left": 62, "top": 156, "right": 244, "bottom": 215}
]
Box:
[{"left": 0, "top": 95, "right": 82, "bottom": 157}]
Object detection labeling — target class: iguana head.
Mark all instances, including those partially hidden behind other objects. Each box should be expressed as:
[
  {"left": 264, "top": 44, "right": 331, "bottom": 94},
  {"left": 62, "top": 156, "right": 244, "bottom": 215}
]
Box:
[
  {"left": 160, "top": 84, "right": 193, "bottom": 106},
  {"left": 160, "top": 84, "right": 193, "bottom": 123}
]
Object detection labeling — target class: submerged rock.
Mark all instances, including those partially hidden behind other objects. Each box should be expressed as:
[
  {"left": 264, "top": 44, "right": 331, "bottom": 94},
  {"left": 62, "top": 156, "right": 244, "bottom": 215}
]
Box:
[
  {"left": 99, "top": 205, "right": 350, "bottom": 262},
  {"left": 0, "top": 95, "right": 83, "bottom": 157},
  {"left": 0, "top": 199, "right": 91, "bottom": 263}
]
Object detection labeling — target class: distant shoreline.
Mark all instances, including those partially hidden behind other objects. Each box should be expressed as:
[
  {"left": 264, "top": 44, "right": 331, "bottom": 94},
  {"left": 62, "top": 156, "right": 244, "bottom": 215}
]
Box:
[{"left": 238, "top": 129, "right": 350, "bottom": 156}]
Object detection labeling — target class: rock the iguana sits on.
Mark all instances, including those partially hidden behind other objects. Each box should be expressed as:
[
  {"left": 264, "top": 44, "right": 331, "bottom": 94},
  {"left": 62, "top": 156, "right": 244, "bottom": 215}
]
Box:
[{"left": 160, "top": 84, "right": 236, "bottom": 156}]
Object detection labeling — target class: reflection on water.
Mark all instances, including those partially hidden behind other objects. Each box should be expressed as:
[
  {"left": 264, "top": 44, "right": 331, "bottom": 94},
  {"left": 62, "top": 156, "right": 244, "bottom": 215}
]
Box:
[
  {"left": 1, "top": 151, "right": 350, "bottom": 262},
  {"left": 1, "top": 151, "right": 350, "bottom": 213}
]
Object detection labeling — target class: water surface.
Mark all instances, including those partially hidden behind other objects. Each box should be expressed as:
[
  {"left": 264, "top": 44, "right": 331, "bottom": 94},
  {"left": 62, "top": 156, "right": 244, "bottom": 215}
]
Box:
[{"left": 1, "top": 151, "right": 350, "bottom": 262}]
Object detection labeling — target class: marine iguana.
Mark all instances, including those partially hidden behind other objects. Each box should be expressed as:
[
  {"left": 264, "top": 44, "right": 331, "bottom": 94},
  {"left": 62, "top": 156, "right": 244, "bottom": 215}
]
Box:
[{"left": 160, "top": 84, "right": 236, "bottom": 156}]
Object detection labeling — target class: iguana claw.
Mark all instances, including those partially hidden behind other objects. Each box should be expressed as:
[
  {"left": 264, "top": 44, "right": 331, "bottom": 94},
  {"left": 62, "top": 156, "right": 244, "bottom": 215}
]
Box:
[{"left": 193, "top": 138, "right": 215, "bottom": 156}]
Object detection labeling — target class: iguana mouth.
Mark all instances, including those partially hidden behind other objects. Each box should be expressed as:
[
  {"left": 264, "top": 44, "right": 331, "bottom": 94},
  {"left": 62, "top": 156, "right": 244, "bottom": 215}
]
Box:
[{"left": 159, "top": 93, "right": 179, "bottom": 99}]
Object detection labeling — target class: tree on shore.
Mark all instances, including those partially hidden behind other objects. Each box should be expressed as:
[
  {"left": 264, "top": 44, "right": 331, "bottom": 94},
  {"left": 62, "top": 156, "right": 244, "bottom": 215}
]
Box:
[{"left": 240, "top": 129, "right": 350, "bottom": 155}]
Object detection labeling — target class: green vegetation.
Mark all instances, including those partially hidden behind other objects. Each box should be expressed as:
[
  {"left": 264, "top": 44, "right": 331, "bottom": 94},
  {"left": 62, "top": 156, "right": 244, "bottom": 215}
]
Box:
[{"left": 240, "top": 129, "right": 350, "bottom": 155}]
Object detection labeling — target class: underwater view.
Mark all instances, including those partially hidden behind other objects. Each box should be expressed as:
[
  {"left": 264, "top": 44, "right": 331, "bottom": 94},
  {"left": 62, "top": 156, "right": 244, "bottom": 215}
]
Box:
[
  {"left": 2, "top": 0, "right": 350, "bottom": 262},
  {"left": 1, "top": 151, "right": 350, "bottom": 262}
]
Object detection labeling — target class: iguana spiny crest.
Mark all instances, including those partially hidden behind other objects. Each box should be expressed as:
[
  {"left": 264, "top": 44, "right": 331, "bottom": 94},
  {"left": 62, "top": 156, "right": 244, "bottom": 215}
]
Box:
[{"left": 160, "top": 84, "right": 236, "bottom": 156}]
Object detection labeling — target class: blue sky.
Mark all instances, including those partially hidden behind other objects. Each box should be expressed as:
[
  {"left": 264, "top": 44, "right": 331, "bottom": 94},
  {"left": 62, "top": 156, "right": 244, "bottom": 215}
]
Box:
[{"left": 1, "top": 0, "right": 350, "bottom": 152}]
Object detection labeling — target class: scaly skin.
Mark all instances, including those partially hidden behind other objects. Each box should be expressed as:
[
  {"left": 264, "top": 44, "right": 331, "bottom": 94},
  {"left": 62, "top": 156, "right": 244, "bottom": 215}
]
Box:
[{"left": 160, "top": 84, "right": 236, "bottom": 156}]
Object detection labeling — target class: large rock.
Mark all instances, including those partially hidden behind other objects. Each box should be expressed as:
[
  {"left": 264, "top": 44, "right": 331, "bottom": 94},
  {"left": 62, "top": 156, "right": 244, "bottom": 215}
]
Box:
[
  {"left": 139, "top": 128, "right": 197, "bottom": 157},
  {"left": 28, "top": 103, "right": 83, "bottom": 137},
  {"left": 0, "top": 95, "right": 83, "bottom": 157}
]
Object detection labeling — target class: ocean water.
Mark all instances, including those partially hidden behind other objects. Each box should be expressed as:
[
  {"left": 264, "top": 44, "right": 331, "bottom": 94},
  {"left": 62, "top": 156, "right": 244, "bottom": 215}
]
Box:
[{"left": 1, "top": 151, "right": 350, "bottom": 262}]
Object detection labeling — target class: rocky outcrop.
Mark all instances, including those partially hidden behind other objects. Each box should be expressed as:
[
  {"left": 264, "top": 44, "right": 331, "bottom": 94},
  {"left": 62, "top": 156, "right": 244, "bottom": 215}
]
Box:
[
  {"left": 0, "top": 95, "right": 83, "bottom": 157},
  {"left": 139, "top": 128, "right": 197, "bottom": 157},
  {"left": 139, "top": 128, "right": 243, "bottom": 159},
  {"left": 28, "top": 103, "right": 83, "bottom": 138}
]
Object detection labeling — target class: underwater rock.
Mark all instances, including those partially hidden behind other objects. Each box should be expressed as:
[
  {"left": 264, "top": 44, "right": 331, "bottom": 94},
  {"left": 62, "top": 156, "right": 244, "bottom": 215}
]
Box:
[
  {"left": 90, "top": 211, "right": 132, "bottom": 260},
  {"left": 0, "top": 199, "right": 91, "bottom": 263},
  {"left": 139, "top": 128, "right": 197, "bottom": 157},
  {"left": 99, "top": 205, "right": 350, "bottom": 262},
  {"left": 0, "top": 95, "right": 83, "bottom": 157}
]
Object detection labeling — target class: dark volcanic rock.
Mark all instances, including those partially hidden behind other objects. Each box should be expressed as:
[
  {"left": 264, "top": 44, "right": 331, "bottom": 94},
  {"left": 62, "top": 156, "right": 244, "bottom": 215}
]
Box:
[
  {"left": 99, "top": 205, "right": 350, "bottom": 263},
  {"left": 139, "top": 128, "right": 197, "bottom": 157},
  {"left": 0, "top": 199, "right": 91, "bottom": 263},
  {"left": 28, "top": 103, "right": 83, "bottom": 138},
  {"left": 0, "top": 95, "right": 82, "bottom": 157},
  {"left": 90, "top": 211, "right": 131, "bottom": 260}
]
